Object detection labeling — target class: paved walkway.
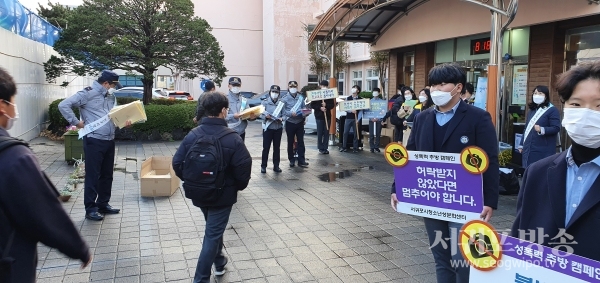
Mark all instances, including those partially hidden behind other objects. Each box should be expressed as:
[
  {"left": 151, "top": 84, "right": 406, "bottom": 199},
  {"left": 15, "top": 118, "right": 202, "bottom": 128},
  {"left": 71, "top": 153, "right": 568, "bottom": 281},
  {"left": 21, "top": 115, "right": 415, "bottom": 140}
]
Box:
[{"left": 32, "top": 122, "right": 518, "bottom": 283}]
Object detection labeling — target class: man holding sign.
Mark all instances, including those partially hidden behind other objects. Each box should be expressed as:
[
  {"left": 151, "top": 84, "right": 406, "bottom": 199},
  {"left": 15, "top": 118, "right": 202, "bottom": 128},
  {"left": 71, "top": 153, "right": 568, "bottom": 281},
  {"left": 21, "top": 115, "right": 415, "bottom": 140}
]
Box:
[
  {"left": 390, "top": 64, "right": 499, "bottom": 283},
  {"left": 59, "top": 70, "right": 131, "bottom": 221},
  {"left": 310, "top": 80, "right": 335, "bottom": 154},
  {"left": 341, "top": 85, "right": 363, "bottom": 153}
]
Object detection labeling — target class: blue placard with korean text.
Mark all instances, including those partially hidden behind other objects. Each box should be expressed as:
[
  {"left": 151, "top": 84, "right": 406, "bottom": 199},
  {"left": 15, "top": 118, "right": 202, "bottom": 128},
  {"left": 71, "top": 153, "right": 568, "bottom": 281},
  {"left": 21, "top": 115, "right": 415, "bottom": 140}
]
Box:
[
  {"left": 363, "top": 100, "right": 388, "bottom": 119},
  {"left": 394, "top": 151, "right": 484, "bottom": 223}
]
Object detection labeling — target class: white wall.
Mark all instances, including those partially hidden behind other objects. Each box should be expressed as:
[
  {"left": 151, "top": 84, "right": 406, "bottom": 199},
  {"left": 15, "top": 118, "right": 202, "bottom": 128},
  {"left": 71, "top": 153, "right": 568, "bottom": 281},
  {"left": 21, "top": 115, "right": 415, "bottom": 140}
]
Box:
[
  {"left": 193, "top": 0, "right": 264, "bottom": 94},
  {"left": 0, "top": 28, "right": 94, "bottom": 141}
]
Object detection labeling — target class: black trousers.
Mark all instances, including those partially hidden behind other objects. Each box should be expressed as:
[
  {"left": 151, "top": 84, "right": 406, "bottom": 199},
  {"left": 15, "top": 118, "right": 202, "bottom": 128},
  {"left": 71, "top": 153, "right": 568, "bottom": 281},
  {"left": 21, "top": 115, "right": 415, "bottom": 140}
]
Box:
[
  {"left": 83, "top": 137, "right": 115, "bottom": 213},
  {"left": 285, "top": 122, "right": 306, "bottom": 164},
  {"left": 261, "top": 128, "right": 283, "bottom": 168},
  {"left": 316, "top": 119, "right": 329, "bottom": 151},
  {"left": 394, "top": 124, "right": 404, "bottom": 143}
]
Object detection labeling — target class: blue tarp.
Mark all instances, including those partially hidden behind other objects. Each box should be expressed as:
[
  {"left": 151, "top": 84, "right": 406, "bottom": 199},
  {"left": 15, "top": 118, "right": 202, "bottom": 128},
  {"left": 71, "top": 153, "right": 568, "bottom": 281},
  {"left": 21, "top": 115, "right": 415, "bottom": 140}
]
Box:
[{"left": 0, "top": 0, "right": 61, "bottom": 46}]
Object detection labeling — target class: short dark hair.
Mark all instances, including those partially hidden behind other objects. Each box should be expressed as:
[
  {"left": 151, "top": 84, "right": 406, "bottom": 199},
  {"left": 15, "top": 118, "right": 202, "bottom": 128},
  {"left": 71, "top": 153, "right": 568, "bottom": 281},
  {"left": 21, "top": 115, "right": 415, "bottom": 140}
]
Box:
[
  {"left": 373, "top": 87, "right": 381, "bottom": 92},
  {"left": 0, "top": 67, "right": 17, "bottom": 102},
  {"left": 556, "top": 61, "right": 600, "bottom": 102},
  {"left": 402, "top": 87, "right": 416, "bottom": 100},
  {"left": 465, "top": 83, "right": 474, "bottom": 95},
  {"left": 397, "top": 84, "right": 406, "bottom": 90},
  {"left": 528, "top": 85, "right": 551, "bottom": 110},
  {"left": 202, "top": 92, "right": 229, "bottom": 117},
  {"left": 353, "top": 85, "right": 361, "bottom": 93},
  {"left": 428, "top": 64, "right": 467, "bottom": 91},
  {"left": 319, "top": 80, "right": 329, "bottom": 87}
]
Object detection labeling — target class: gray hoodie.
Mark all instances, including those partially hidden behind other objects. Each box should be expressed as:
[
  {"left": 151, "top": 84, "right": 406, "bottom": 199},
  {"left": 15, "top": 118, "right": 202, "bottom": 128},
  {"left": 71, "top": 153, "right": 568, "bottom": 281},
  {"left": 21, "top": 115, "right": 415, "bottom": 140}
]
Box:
[{"left": 58, "top": 81, "right": 117, "bottom": 140}]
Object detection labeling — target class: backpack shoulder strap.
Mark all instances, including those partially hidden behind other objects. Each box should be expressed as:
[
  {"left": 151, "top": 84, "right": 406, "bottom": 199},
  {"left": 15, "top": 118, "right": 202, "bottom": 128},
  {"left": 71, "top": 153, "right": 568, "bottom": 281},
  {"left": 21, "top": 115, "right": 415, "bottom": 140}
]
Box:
[{"left": 0, "top": 136, "right": 28, "bottom": 154}]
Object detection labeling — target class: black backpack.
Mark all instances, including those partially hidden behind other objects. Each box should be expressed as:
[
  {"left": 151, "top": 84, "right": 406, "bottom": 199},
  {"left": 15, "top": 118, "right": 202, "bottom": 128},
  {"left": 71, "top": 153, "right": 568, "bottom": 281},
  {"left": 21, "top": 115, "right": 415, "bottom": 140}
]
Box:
[
  {"left": 0, "top": 136, "right": 28, "bottom": 280},
  {"left": 182, "top": 127, "right": 235, "bottom": 201}
]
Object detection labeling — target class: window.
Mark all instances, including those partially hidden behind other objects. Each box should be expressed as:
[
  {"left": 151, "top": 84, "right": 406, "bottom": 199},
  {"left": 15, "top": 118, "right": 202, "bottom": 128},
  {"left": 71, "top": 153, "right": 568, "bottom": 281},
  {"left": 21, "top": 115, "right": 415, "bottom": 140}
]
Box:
[
  {"left": 366, "top": 69, "right": 379, "bottom": 91},
  {"left": 308, "top": 74, "right": 319, "bottom": 86},
  {"left": 119, "top": 75, "right": 143, "bottom": 87},
  {"left": 352, "top": 71, "right": 362, "bottom": 90},
  {"left": 404, "top": 52, "right": 415, "bottom": 90},
  {"left": 337, "top": 72, "right": 345, "bottom": 96}
]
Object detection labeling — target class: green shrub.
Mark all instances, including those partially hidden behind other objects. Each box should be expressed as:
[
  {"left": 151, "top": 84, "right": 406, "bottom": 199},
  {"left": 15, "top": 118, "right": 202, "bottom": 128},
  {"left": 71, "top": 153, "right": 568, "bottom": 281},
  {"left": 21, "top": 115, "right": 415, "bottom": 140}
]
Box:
[
  {"left": 300, "top": 84, "right": 319, "bottom": 94},
  {"left": 48, "top": 98, "right": 197, "bottom": 137},
  {"left": 359, "top": 91, "right": 373, "bottom": 99},
  {"left": 131, "top": 103, "right": 196, "bottom": 133}
]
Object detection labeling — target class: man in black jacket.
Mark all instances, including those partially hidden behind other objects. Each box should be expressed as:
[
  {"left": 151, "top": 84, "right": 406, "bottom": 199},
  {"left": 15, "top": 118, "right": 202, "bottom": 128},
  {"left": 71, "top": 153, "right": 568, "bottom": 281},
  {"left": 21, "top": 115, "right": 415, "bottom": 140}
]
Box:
[
  {"left": 310, "top": 80, "right": 335, "bottom": 154},
  {"left": 0, "top": 67, "right": 91, "bottom": 282},
  {"left": 172, "top": 91, "right": 252, "bottom": 283}
]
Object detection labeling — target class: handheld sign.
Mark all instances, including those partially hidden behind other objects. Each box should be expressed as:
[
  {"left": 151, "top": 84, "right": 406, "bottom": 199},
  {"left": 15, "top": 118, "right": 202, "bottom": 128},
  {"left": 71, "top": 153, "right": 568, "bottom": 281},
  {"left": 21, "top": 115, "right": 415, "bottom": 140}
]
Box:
[
  {"left": 339, "top": 99, "right": 371, "bottom": 112},
  {"left": 306, "top": 88, "right": 339, "bottom": 101},
  {"left": 461, "top": 220, "right": 600, "bottom": 283},
  {"left": 363, "top": 100, "right": 388, "bottom": 119},
  {"left": 388, "top": 145, "right": 488, "bottom": 223}
]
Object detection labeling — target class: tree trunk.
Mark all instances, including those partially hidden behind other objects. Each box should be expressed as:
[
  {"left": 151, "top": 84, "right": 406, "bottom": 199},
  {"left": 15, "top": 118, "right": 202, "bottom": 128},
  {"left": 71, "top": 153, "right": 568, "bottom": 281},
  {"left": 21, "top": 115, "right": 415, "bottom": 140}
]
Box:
[{"left": 142, "top": 76, "right": 154, "bottom": 105}]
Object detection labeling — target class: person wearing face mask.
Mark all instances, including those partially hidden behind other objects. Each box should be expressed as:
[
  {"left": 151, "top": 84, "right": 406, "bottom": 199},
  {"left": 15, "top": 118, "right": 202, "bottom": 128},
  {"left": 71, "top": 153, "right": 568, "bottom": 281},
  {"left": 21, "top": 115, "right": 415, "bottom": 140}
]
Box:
[
  {"left": 517, "top": 85, "right": 561, "bottom": 168},
  {"left": 225, "top": 77, "right": 257, "bottom": 141},
  {"left": 0, "top": 67, "right": 93, "bottom": 282},
  {"left": 461, "top": 83, "right": 475, "bottom": 104},
  {"left": 172, "top": 92, "right": 252, "bottom": 282},
  {"left": 397, "top": 87, "right": 417, "bottom": 120},
  {"left": 386, "top": 86, "right": 407, "bottom": 143},
  {"left": 391, "top": 64, "right": 499, "bottom": 283},
  {"left": 59, "top": 70, "right": 132, "bottom": 221},
  {"left": 402, "top": 89, "right": 434, "bottom": 142},
  {"left": 368, "top": 88, "right": 384, "bottom": 152},
  {"left": 310, "top": 80, "right": 335, "bottom": 154},
  {"left": 511, "top": 61, "right": 600, "bottom": 262},
  {"left": 341, "top": 85, "right": 363, "bottom": 152},
  {"left": 282, "top": 81, "right": 310, "bottom": 168},
  {"left": 259, "top": 85, "right": 285, "bottom": 173}
]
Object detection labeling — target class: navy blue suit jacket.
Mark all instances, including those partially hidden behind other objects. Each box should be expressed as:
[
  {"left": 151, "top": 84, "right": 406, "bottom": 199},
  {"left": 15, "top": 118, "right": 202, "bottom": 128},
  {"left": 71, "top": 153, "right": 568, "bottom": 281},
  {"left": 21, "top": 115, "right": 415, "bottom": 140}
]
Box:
[
  {"left": 519, "top": 106, "right": 561, "bottom": 168},
  {"left": 511, "top": 152, "right": 600, "bottom": 261},
  {"left": 406, "top": 100, "right": 500, "bottom": 209}
]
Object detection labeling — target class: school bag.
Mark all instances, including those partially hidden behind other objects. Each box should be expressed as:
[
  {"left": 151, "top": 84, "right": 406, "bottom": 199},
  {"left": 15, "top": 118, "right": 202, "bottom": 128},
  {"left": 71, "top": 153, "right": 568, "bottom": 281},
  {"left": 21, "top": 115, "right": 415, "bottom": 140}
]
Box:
[{"left": 182, "top": 127, "right": 236, "bottom": 201}]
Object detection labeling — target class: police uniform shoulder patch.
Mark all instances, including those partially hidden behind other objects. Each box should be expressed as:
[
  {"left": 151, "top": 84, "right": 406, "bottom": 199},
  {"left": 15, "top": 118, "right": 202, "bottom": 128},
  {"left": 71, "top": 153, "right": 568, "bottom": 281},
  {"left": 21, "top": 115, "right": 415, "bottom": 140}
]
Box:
[{"left": 84, "top": 86, "right": 92, "bottom": 91}]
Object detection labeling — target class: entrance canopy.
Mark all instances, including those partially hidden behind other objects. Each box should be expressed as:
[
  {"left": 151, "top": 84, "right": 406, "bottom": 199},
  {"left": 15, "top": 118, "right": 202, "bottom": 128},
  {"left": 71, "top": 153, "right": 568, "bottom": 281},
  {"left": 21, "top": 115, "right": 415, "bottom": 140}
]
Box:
[{"left": 308, "top": 0, "right": 429, "bottom": 49}]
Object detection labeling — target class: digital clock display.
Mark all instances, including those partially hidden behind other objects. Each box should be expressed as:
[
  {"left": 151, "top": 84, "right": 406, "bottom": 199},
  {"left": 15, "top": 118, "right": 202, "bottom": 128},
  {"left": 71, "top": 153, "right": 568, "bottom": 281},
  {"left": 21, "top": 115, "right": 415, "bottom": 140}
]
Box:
[{"left": 471, "top": 38, "right": 491, "bottom": 55}]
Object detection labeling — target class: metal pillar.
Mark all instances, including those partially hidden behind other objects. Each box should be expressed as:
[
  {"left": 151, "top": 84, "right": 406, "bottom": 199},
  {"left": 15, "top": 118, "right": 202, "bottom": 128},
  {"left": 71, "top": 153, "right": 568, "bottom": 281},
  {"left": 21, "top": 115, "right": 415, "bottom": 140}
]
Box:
[
  {"left": 462, "top": 0, "right": 518, "bottom": 138},
  {"left": 329, "top": 34, "right": 337, "bottom": 145}
]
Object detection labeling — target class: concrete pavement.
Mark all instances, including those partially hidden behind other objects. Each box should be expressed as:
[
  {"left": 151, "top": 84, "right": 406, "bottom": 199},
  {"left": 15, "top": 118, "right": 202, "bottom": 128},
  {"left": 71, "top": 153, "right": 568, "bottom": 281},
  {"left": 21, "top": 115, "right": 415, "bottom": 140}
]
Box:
[{"left": 32, "top": 121, "right": 518, "bottom": 283}]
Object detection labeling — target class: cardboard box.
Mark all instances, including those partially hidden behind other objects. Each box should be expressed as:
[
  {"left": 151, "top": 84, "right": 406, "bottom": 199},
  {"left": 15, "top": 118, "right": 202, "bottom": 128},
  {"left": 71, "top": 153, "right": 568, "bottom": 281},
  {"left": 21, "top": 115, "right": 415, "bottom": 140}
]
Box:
[
  {"left": 380, "top": 136, "right": 392, "bottom": 147},
  {"left": 140, "top": 156, "right": 180, "bottom": 197}
]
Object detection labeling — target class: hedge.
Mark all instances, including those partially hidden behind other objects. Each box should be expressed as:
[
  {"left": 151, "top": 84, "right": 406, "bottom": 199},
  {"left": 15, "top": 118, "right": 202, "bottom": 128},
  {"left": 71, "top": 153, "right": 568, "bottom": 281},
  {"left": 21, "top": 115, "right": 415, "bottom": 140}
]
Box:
[{"left": 48, "top": 98, "right": 197, "bottom": 140}]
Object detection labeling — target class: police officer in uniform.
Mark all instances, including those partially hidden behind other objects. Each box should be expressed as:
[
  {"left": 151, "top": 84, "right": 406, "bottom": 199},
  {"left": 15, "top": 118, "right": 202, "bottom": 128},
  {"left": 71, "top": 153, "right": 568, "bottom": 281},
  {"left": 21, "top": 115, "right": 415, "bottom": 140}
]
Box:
[
  {"left": 260, "top": 85, "right": 285, "bottom": 173},
  {"left": 225, "top": 77, "right": 256, "bottom": 140},
  {"left": 59, "top": 70, "right": 131, "bottom": 221},
  {"left": 282, "top": 81, "right": 310, "bottom": 168}
]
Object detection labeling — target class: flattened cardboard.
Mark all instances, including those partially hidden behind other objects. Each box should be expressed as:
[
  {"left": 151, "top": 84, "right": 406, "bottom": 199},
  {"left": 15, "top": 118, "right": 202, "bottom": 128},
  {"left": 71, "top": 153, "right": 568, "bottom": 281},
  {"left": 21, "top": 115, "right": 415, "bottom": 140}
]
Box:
[{"left": 140, "top": 156, "right": 180, "bottom": 197}]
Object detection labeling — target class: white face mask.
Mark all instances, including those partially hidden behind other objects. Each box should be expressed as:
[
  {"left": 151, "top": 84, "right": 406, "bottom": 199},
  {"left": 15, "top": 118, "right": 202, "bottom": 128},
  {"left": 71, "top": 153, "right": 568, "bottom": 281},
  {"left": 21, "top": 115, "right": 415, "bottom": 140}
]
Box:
[
  {"left": 562, "top": 108, "right": 600, "bottom": 148},
  {"left": 270, "top": 92, "right": 279, "bottom": 100},
  {"left": 372, "top": 91, "right": 380, "bottom": 97},
  {"left": 289, "top": 88, "right": 298, "bottom": 94},
  {"left": 351, "top": 88, "right": 357, "bottom": 94},
  {"left": 2, "top": 101, "right": 18, "bottom": 130},
  {"left": 404, "top": 95, "right": 413, "bottom": 101},
  {"left": 533, "top": 94, "right": 545, "bottom": 105},
  {"left": 321, "top": 86, "right": 327, "bottom": 90},
  {"left": 431, "top": 85, "right": 458, "bottom": 106},
  {"left": 231, "top": 87, "right": 240, "bottom": 94},
  {"left": 107, "top": 88, "right": 116, "bottom": 95},
  {"left": 418, "top": 96, "right": 427, "bottom": 103}
]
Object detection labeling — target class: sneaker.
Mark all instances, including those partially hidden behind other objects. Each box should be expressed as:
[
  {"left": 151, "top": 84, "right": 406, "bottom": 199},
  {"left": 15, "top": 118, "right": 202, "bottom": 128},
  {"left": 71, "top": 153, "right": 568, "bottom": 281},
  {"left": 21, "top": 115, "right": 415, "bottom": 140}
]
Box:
[
  {"left": 370, "top": 149, "right": 374, "bottom": 153},
  {"left": 375, "top": 148, "right": 381, "bottom": 152},
  {"left": 213, "top": 257, "right": 228, "bottom": 276},
  {"left": 260, "top": 167, "right": 266, "bottom": 173},
  {"left": 324, "top": 150, "right": 330, "bottom": 154},
  {"left": 289, "top": 161, "right": 296, "bottom": 167},
  {"left": 318, "top": 150, "right": 325, "bottom": 154}
]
